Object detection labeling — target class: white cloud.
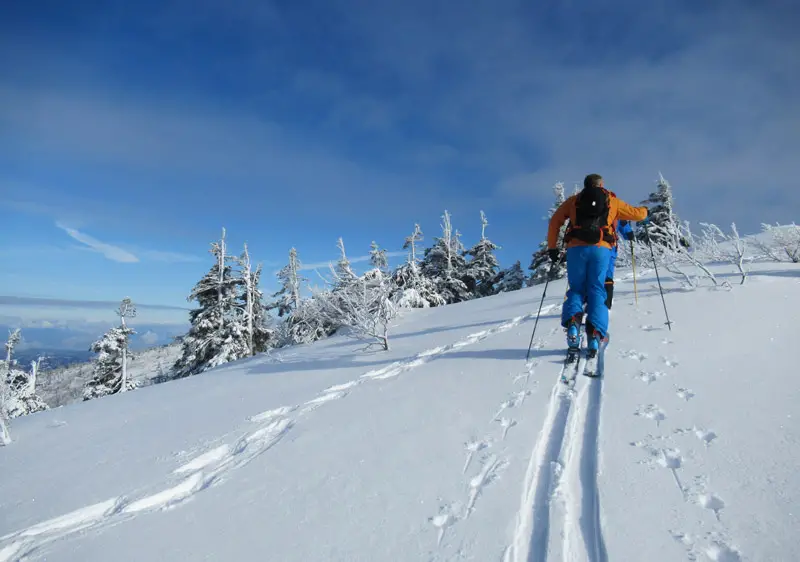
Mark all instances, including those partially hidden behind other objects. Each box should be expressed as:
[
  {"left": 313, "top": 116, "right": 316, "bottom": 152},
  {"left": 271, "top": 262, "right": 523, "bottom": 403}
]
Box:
[{"left": 55, "top": 222, "right": 139, "bottom": 263}]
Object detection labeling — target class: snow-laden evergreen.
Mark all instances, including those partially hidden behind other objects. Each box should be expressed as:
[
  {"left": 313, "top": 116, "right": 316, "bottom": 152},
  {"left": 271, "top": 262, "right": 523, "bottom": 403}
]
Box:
[
  {"left": 464, "top": 211, "right": 501, "bottom": 297},
  {"left": 116, "top": 298, "right": 136, "bottom": 393},
  {"left": 529, "top": 182, "right": 568, "bottom": 285},
  {"left": 174, "top": 228, "right": 248, "bottom": 377},
  {"left": 6, "top": 356, "right": 50, "bottom": 419},
  {"left": 370, "top": 241, "right": 389, "bottom": 272},
  {"left": 494, "top": 260, "right": 526, "bottom": 293},
  {"left": 421, "top": 210, "right": 471, "bottom": 304},
  {"left": 83, "top": 325, "right": 138, "bottom": 400},
  {"left": 0, "top": 329, "right": 19, "bottom": 444},
  {"left": 334, "top": 238, "right": 358, "bottom": 291},
  {"left": 638, "top": 173, "right": 684, "bottom": 251},
  {"left": 392, "top": 223, "right": 445, "bottom": 308},
  {"left": 236, "top": 244, "right": 272, "bottom": 356},
  {"left": 268, "top": 247, "right": 304, "bottom": 318}
]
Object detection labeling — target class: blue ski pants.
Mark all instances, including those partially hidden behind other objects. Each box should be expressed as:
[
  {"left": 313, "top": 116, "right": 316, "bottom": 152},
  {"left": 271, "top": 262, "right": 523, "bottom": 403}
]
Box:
[
  {"left": 561, "top": 245, "right": 612, "bottom": 337},
  {"left": 606, "top": 246, "right": 618, "bottom": 281}
]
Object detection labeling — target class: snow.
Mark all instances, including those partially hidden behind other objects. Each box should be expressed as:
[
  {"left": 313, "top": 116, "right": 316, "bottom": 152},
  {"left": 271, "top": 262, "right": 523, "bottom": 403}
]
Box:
[{"left": 1, "top": 260, "right": 799, "bottom": 561}]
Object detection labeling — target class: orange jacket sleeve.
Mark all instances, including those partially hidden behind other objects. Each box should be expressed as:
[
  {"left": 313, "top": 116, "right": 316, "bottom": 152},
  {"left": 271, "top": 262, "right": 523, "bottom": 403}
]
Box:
[
  {"left": 547, "top": 196, "right": 574, "bottom": 249},
  {"left": 614, "top": 198, "right": 648, "bottom": 223}
]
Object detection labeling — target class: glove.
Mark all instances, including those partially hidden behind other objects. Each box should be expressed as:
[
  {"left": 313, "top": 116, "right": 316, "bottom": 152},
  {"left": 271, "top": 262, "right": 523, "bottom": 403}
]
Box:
[
  {"left": 641, "top": 208, "right": 651, "bottom": 225},
  {"left": 623, "top": 231, "right": 634, "bottom": 241},
  {"left": 548, "top": 249, "right": 560, "bottom": 263}
]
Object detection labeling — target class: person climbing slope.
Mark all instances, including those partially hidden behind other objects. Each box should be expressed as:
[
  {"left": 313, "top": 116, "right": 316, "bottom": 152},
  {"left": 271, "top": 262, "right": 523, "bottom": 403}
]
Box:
[
  {"left": 547, "top": 173, "right": 649, "bottom": 361},
  {"left": 605, "top": 219, "right": 634, "bottom": 309}
]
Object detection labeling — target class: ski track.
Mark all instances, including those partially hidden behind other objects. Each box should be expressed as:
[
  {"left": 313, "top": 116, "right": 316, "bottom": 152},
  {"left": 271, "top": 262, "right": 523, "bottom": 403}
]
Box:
[
  {"left": 504, "top": 336, "right": 612, "bottom": 562},
  {"left": 0, "top": 306, "right": 558, "bottom": 562}
]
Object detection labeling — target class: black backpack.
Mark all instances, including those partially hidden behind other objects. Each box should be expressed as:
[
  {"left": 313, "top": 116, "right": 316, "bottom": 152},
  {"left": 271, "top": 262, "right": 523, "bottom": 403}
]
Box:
[{"left": 566, "top": 187, "right": 615, "bottom": 245}]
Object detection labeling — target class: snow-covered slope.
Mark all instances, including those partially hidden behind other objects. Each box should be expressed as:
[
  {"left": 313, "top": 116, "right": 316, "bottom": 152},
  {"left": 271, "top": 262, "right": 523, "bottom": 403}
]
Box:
[
  {"left": 35, "top": 343, "right": 182, "bottom": 408},
  {"left": 1, "top": 262, "right": 798, "bottom": 562}
]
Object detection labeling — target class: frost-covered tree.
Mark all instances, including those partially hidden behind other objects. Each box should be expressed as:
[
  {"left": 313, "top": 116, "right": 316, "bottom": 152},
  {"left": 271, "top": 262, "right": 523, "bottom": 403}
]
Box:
[
  {"left": 495, "top": 261, "right": 526, "bottom": 293},
  {"left": 237, "top": 244, "right": 272, "bottom": 356},
  {"left": 529, "top": 182, "right": 568, "bottom": 285},
  {"left": 464, "top": 210, "right": 501, "bottom": 297},
  {"left": 639, "top": 173, "right": 684, "bottom": 251},
  {"left": 84, "top": 324, "right": 138, "bottom": 400},
  {"left": 116, "top": 297, "right": 136, "bottom": 392},
  {"left": 174, "top": 228, "right": 248, "bottom": 377},
  {"left": 392, "top": 223, "right": 445, "bottom": 308},
  {"left": 753, "top": 223, "right": 800, "bottom": 263},
  {"left": 1, "top": 329, "right": 21, "bottom": 444},
  {"left": 315, "top": 274, "right": 397, "bottom": 351},
  {"left": 6, "top": 355, "right": 49, "bottom": 418},
  {"left": 421, "top": 210, "right": 471, "bottom": 304},
  {"left": 269, "top": 247, "right": 304, "bottom": 317},
  {"left": 334, "top": 237, "right": 358, "bottom": 292},
  {"left": 370, "top": 241, "right": 389, "bottom": 272},
  {"left": 700, "top": 222, "right": 749, "bottom": 284},
  {"left": 403, "top": 224, "right": 424, "bottom": 265}
]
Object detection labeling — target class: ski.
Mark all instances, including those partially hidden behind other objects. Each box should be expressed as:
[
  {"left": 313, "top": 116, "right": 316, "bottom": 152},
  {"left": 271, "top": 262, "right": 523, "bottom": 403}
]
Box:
[
  {"left": 560, "top": 330, "right": 584, "bottom": 387},
  {"left": 584, "top": 333, "right": 610, "bottom": 378}
]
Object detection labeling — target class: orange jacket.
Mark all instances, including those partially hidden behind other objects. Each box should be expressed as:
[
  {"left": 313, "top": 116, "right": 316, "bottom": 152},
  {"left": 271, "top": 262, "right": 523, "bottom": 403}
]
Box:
[{"left": 547, "top": 191, "right": 648, "bottom": 250}]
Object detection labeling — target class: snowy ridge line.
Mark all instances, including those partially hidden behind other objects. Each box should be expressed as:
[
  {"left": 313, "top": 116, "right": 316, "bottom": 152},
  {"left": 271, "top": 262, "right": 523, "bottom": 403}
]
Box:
[
  {"left": 0, "top": 308, "right": 558, "bottom": 562},
  {"left": 0, "top": 418, "right": 293, "bottom": 562}
]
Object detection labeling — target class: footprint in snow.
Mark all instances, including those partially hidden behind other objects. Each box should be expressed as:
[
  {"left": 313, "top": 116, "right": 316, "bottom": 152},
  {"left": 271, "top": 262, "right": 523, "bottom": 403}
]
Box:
[
  {"left": 636, "top": 370, "right": 667, "bottom": 384},
  {"left": 705, "top": 541, "right": 742, "bottom": 562},
  {"left": 662, "top": 357, "right": 680, "bottom": 368},
  {"left": 634, "top": 404, "right": 667, "bottom": 426},
  {"left": 697, "top": 493, "right": 726, "bottom": 521},
  {"left": 463, "top": 438, "right": 491, "bottom": 474},
  {"left": 621, "top": 349, "right": 649, "bottom": 362},
  {"left": 676, "top": 387, "right": 695, "bottom": 401},
  {"left": 695, "top": 428, "right": 718, "bottom": 447},
  {"left": 496, "top": 417, "right": 517, "bottom": 440},
  {"left": 429, "top": 503, "right": 460, "bottom": 547}
]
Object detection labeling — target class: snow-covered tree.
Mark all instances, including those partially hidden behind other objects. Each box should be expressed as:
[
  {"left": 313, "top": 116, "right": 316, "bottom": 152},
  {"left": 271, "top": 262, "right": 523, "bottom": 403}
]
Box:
[
  {"left": 1, "top": 329, "right": 21, "bottom": 444},
  {"left": 334, "top": 237, "right": 358, "bottom": 291},
  {"left": 753, "top": 223, "right": 800, "bottom": 263},
  {"left": 495, "top": 261, "right": 526, "bottom": 293},
  {"left": 638, "top": 173, "right": 684, "bottom": 251},
  {"left": 529, "top": 182, "right": 568, "bottom": 285},
  {"left": 403, "top": 224, "right": 424, "bottom": 264},
  {"left": 315, "top": 274, "right": 397, "bottom": 351},
  {"left": 116, "top": 297, "right": 136, "bottom": 393},
  {"left": 421, "top": 210, "right": 471, "bottom": 304},
  {"left": 269, "top": 247, "right": 304, "bottom": 317},
  {"left": 236, "top": 244, "right": 272, "bottom": 356},
  {"left": 464, "top": 210, "right": 501, "bottom": 297},
  {"left": 370, "top": 241, "right": 389, "bottom": 272},
  {"left": 6, "top": 355, "right": 49, "bottom": 418},
  {"left": 174, "top": 228, "right": 248, "bottom": 377},
  {"left": 84, "top": 324, "right": 138, "bottom": 400},
  {"left": 700, "top": 222, "right": 749, "bottom": 284}
]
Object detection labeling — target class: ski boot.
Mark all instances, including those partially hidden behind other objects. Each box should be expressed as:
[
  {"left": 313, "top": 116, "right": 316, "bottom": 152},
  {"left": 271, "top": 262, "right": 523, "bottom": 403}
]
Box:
[{"left": 565, "top": 314, "right": 583, "bottom": 363}]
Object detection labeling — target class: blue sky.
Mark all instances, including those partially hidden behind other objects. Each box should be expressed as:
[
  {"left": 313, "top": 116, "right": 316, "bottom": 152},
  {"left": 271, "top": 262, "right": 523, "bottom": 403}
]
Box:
[{"left": 1, "top": 0, "right": 798, "bottom": 345}]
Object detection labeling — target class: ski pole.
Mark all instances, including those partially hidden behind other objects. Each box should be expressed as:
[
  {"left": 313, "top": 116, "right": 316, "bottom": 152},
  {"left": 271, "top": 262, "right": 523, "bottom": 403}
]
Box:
[
  {"left": 526, "top": 256, "right": 558, "bottom": 361},
  {"left": 644, "top": 222, "right": 672, "bottom": 330},
  {"left": 630, "top": 239, "right": 639, "bottom": 306}
]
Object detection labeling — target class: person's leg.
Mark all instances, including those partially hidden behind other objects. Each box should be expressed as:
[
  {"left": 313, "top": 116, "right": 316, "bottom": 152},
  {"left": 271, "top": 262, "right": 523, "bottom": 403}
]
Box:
[
  {"left": 586, "top": 246, "right": 613, "bottom": 341},
  {"left": 561, "top": 247, "right": 589, "bottom": 332},
  {"left": 605, "top": 250, "right": 617, "bottom": 309}
]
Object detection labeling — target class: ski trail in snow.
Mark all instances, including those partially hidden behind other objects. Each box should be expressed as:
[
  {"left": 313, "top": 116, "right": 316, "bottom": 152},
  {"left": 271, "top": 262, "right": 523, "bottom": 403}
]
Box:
[
  {"left": 0, "top": 418, "right": 293, "bottom": 562},
  {"left": 504, "top": 376, "right": 574, "bottom": 562},
  {"left": 1, "top": 308, "right": 556, "bottom": 561},
  {"left": 560, "top": 377, "right": 608, "bottom": 562}
]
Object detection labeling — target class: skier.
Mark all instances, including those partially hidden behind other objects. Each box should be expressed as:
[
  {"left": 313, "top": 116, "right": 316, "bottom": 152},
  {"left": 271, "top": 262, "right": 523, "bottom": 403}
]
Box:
[
  {"left": 547, "top": 173, "right": 649, "bottom": 359},
  {"left": 604, "top": 219, "right": 634, "bottom": 309}
]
